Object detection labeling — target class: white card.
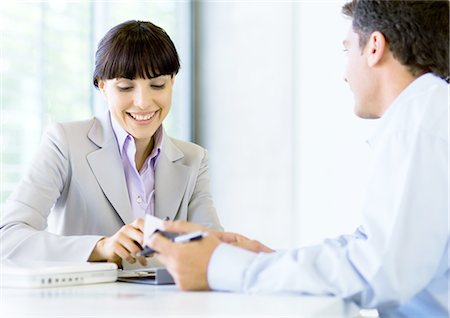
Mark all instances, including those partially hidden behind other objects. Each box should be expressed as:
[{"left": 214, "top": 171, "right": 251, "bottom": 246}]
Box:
[{"left": 143, "top": 214, "right": 164, "bottom": 244}]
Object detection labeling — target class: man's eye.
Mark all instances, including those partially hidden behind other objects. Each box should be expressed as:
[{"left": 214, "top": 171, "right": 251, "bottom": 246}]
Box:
[
  {"left": 151, "top": 84, "right": 165, "bottom": 89},
  {"left": 118, "top": 87, "right": 132, "bottom": 91}
]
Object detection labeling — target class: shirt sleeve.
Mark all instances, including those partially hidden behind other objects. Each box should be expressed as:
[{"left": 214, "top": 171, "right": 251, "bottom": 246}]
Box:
[
  {"left": 208, "top": 243, "right": 259, "bottom": 291},
  {"left": 207, "top": 236, "right": 368, "bottom": 296}
]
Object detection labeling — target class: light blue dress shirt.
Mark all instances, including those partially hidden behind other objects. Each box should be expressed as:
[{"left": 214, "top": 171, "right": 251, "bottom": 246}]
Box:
[{"left": 208, "top": 73, "right": 449, "bottom": 318}]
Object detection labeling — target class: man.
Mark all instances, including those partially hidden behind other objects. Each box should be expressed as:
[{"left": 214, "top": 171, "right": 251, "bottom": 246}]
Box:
[{"left": 147, "top": 1, "right": 449, "bottom": 317}]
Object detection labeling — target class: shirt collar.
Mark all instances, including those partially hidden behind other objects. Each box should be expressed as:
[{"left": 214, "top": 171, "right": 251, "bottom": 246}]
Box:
[
  {"left": 149, "top": 125, "right": 164, "bottom": 164},
  {"left": 110, "top": 113, "right": 129, "bottom": 157},
  {"left": 110, "top": 112, "right": 164, "bottom": 162},
  {"left": 367, "top": 73, "right": 442, "bottom": 148}
]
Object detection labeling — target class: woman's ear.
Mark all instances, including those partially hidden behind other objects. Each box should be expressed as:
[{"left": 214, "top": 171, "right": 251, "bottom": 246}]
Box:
[
  {"left": 97, "top": 79, "right": 106, "bottom": 95},
  {"left": 366, "top": 31, "right": 387, "bottom": 67}
]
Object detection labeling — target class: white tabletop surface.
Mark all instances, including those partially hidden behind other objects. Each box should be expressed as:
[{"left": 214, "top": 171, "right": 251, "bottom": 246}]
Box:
[{"left": 1, "top": 282, "right": 359, "bottom": 317}]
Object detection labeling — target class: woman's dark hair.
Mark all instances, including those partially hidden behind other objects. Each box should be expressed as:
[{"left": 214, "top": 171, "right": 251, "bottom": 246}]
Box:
[
  {"left": 342, "top": 0, "right": 449, "bottom": 81},
  {"left": 93, "top": 20, "right": 180, "bottom": 88}
]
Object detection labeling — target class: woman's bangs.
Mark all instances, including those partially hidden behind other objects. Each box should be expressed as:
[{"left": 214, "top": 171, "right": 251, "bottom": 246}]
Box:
[{"left": 104, "top": 40, "right": 178, "bottom": 80}]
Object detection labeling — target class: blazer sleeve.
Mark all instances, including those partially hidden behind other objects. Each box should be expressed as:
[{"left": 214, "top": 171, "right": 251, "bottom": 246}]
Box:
[{"left": 0, "top": 123, "right": 103, "bottom": 262}]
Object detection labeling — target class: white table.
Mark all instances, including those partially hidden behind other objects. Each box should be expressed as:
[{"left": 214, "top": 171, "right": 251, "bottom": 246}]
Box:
[{"left": 1, "top": 282, "right": 359, "bottom": 317}]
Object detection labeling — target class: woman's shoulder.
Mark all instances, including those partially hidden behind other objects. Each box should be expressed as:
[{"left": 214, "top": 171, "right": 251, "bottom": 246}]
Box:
[
  {"left": 50, "top": 117, "right": 97, "bottom": 132},
  {"left": 43, "top": 117, "right": 98, "bottom": 145},
  {"left": 54, "top": 117, "right": 98, "bottom": 130},
  {"left": 168, "top": 136, "right": 204, "bottom": 150},
  {"left": 165, "top": 135, "right": 207, "bottom": 161}
]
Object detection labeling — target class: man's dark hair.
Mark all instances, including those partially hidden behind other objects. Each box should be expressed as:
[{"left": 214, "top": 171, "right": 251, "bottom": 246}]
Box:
[
  {"left": 93, "top": 20, "right": 180, "bottom": 88},
  {"left": 342, "top": 0, "right": 449, "bottom": 81}
]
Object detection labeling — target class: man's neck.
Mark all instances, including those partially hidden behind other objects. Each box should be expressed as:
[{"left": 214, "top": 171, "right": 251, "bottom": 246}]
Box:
[{"left": 377, "top": 66, "right": 419, "bottom": 117}]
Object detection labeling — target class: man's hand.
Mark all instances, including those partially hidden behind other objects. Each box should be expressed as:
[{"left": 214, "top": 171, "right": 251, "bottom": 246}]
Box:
[
  {"left": 215, "top": 232, "right": 274, "bottom": 253},
  {"left": 147, "top": 220, "right": 274, "bottom": 290},
  {"left": 162, "top": 220, "right": 274, "bottom": 253},
  {"left": 147, "top": 231, "right": 221, "bottom": 291},
  {"left": 88, "top": 218, "right": 147, "bottom": 267},
  {"left": 161, "top": 219, "right": 208, "bottom": 234}
]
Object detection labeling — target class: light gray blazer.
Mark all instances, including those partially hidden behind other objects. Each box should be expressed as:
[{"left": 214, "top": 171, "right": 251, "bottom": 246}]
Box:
[{"left": 1, "top": 112, "right": 222, "bottom": 262}]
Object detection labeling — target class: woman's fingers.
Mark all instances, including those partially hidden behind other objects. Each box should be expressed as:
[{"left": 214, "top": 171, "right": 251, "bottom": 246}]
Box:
[
  {"left": 102, "top": 222, "right": 146, "bottom": 263},
  {"left": 131, "top": 218, "right": 145, "bottom": 232}
]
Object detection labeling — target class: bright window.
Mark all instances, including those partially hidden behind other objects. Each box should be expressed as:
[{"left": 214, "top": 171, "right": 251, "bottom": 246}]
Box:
[{"left": 1, "top": 1, "right": 191, "bottom": 203}]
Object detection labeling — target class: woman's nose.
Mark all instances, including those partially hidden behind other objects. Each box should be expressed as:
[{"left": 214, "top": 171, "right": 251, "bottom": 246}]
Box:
[{"left": 134, "top": 89, "right": 152, "bottom": 109}]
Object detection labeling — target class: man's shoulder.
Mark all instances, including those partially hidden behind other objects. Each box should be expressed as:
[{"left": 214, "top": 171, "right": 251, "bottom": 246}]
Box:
[
  {"left": 415, "top": 77, "right": 448, "bottom": 141},
  {"left": 394, "top": 74, "right": 448, "bottom": 141}
]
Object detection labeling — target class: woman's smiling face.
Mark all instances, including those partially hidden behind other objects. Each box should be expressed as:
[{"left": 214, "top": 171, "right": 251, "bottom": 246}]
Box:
[{"left": 98, "top": 75, "right": 174, "bottom": 142}]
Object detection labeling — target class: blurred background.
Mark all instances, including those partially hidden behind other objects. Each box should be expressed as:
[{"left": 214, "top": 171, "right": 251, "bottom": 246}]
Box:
[{"left": 1, "top": 0, "right": 376, "bottom": 249}]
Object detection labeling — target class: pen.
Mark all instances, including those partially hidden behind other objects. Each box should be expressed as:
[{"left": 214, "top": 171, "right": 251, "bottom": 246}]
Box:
[
  {"left": 137, "top": 231, "right": 208, "bottom": 257},
  {"left": 173, "top": 231, "right": 208, "bottom": 243}
]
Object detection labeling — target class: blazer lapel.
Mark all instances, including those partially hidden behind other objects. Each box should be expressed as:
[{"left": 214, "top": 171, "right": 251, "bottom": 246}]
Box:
[
  {"left": 86, "top": 112, "right": 133, "bottom": 225},
  {"left": 155, "top": 133, "right": 190, "bottom": 221}
]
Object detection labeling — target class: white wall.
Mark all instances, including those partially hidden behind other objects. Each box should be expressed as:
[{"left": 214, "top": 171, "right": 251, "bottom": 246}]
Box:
[
  {"left": 197, "top": 1, "right": 296, "bottom": 248},
  {"left": 197, "top": 1, "right": 376, "bottom": 249},
  {"left": 294, "top": 1, "right": 376, "bottom": 246}
]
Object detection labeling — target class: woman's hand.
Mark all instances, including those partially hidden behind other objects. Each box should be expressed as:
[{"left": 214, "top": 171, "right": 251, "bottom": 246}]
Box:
[{"left": 89, "top": 218, "right": 146, "bottom": 267}]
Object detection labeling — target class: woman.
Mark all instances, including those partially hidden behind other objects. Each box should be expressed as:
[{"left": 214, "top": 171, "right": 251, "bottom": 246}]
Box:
[{"left": 0, "top": 20, "right": 222, "bottom": 267}]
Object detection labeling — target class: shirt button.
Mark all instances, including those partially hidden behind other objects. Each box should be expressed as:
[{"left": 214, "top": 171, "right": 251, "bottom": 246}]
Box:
[{"left": 136, "top": 196, "right": 143, "bottom": 204}]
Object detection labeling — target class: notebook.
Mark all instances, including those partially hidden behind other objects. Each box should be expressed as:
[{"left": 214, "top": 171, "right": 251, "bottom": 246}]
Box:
[
  {"left": 0, "top": 260, "right": 118, "bottom": 288},
  {"left": 117, "top": 267, "right": 174, "bottom": 285},
  {"left": 117, "top": 245, "right": 175, "bottom": 285}
]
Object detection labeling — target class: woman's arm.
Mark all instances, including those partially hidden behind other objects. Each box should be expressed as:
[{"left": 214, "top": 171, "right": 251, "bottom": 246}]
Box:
[{"left": 0, "top": 123, "right": 102, "bottom": 262}]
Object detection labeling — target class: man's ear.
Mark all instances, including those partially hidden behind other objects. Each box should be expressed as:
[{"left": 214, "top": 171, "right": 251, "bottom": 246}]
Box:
[{"left": 366, "top": 31, "right": 387, "bottom": 67}]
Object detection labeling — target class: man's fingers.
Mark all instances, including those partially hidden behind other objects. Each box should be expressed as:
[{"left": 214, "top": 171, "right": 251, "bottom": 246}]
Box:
[
  {"left": 153, "top": 252, "right": 169, "bottom": 267},
  {"left": 147, "top": 232, "right": 174, "bottom": 254},
  {"left": 259, "top": 244, "right": 275, "bottom": 253},
  {"left": 215, "top": 232, "right": 238, "bottom": 243},
  {"left": 162, "top": 220, "right": 206, "bottom": 234},
  {"left": 215, "top": 231, "right": 250, "bottom": 244},
  {"left": 230, "top": 239, "right": 274, "bottom": 253}
]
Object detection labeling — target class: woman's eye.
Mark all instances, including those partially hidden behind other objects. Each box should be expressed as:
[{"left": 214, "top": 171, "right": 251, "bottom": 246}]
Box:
[
  {"left": 151, "top": 84, "right": 165, "bottom": 89},
  {"left": 118, "top": 86, "right": 132, "bottom": 91}
]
